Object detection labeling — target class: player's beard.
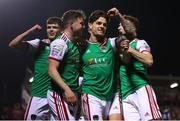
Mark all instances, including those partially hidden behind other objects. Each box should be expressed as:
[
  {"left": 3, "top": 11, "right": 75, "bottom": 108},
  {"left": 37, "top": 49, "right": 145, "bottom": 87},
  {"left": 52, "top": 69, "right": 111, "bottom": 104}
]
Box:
[{"left": 73, "top": 30, "right": 83, "bottom": 42}]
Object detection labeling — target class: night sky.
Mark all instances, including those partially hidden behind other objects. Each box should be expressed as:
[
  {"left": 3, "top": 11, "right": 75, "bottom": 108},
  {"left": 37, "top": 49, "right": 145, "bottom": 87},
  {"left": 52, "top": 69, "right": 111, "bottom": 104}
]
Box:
[{"left": 0, "top": 0, "right": 179, "bottom": 105}]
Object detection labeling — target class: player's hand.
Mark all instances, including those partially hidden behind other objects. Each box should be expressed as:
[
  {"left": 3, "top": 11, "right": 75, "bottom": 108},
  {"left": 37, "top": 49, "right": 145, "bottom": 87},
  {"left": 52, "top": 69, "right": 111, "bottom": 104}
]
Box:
[
  {"left": 64, "top": 88, "right": 77, "bottom": 106},
  {"left": 29, "top": 24, "right": 42, "bottom": 33},
  {"left": 120, "top": 39, "right": 130, "bottom": 51},
  {"left": 107, "top": 7, "right": 120, "bottom": 17}
]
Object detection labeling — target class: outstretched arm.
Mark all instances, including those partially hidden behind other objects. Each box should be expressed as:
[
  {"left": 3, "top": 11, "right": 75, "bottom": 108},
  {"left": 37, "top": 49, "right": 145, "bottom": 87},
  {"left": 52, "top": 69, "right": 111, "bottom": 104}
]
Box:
[{"left": 9, "top": 24, "right": 42, "bottom": 50}]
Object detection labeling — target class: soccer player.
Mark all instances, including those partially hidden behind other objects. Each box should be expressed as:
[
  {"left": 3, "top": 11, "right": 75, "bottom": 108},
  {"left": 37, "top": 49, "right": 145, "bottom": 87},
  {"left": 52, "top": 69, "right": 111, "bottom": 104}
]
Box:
[
  {"left": 47, "top": 9, "right": 86, "bottom": 120},
  {"left": 111, "top": 7, "right": 162, "bottom": 121},
  {"left": 81, "top": 10, "right": 117, "bottom": 120},
  {"left": 9, "top": 17, "right": 63, "bottom": 120},
  {"left": 107, "top": 7, "right": 136, "bottom": 121}
]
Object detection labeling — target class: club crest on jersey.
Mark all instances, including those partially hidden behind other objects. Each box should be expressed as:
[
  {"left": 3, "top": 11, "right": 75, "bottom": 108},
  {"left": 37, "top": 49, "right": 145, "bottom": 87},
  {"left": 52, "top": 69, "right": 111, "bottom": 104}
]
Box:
[{"left": 88, "top": 58, "right": 94, "bottom": 65}]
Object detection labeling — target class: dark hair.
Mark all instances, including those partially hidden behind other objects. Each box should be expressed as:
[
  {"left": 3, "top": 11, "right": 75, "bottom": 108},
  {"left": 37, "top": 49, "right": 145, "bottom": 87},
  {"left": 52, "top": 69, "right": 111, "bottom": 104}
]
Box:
[
  {"left": 46, "top": 17, "right": 63, "bottom": 28},
  {"left": 123, "top": 15, "right": 140, "bottom": 36},
  {"left": 88, "top": 10, "right": 109, "bottom": 24},
  {"left": 62, "top": 9, "right": 86, "bottom": 28}
]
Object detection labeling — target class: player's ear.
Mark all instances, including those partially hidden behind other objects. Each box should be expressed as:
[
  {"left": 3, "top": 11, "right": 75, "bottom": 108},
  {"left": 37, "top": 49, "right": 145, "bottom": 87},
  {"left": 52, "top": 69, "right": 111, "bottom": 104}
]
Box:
[{"left": 88, "top": 23, "right": 92, "bottom": 31}]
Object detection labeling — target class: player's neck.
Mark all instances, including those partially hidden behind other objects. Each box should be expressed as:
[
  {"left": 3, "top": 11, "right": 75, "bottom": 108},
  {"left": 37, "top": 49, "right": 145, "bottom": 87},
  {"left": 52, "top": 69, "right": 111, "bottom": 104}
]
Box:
[
  {"left": 64, "top": 29, "right": 73, "bottom": 41},
  {"left": 89, "top": 35, "right": 105, "bottom": 44}
]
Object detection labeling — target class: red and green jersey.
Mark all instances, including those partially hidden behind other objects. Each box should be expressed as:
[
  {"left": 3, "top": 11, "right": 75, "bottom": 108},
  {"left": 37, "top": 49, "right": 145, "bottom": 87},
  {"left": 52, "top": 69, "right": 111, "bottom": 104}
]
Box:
[
  {"left": 120, "top": 39, "right": 151, "bottom": 100},
  {"left": 81, "top": 38, "right": 116, "bottom": 101},
  {"left": 27, "top": 39, "right": 51, "bottom": 98},
  {"left": 49, "top": 33, "right": 80, "bottom": 92}
]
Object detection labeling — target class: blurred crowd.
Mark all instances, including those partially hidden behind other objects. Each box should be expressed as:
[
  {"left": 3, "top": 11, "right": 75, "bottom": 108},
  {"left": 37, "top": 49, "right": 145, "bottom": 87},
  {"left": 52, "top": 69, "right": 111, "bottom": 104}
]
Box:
[
  {"left": 1, "top": 86, "right": 180, "bottom": 120},
  {"left": 0, "top": 103, "right": 25, "bottom": 120}
]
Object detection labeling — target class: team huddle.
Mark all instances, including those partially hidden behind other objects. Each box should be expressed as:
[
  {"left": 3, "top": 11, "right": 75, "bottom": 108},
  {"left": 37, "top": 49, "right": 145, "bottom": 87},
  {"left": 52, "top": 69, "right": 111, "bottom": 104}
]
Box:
[{"left": 9, "top": 7, "right": 162, "bottom": 121}]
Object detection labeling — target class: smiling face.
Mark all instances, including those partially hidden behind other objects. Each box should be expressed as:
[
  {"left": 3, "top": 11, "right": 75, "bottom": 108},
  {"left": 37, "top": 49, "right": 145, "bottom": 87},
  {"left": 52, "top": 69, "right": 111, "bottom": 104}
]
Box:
[
  {"left": 46, "top": 23, "right": 61, "bottom": 41},
  {"left": 89, "top": 17, "right": 107, "bottom": 38}
]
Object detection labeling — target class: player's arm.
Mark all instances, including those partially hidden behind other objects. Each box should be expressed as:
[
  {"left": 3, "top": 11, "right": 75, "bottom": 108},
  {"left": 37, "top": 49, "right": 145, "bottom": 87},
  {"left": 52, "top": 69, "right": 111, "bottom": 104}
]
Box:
[
  {"left": 107, "top": 7, "right": 136, "bottom": 38},
  {"left": 48, "top": 59, "right": 77, "bottom": 104},
  {"left": 122, "top": 40, "right": 153, "bottom": 67},
  {"left": 8, "top": 24, "right": 42, "bottom": 51},
  {"left": 119, "top": 39, "right": 131, "bottom": 64},
  {"left": 48, "top": 40, "right": 77, "bottom": 104},
  {"left": 127, "top": 46, "right": 153, "bottom": 67}
]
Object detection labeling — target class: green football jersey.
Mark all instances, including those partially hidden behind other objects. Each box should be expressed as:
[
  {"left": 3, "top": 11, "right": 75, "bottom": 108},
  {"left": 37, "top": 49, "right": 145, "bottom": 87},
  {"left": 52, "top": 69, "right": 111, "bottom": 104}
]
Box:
[
  {"left": 27, "top": 39, "right": 51, "bottom": 98},
  {"left": 81, "top": 38, "right": 116, "bottom": 101},
  {"left": 120, "top": 39, "right": 151, "bottom": 100},
  {"left": 49, "top": 33, "right": 80, "bottom": 92}
]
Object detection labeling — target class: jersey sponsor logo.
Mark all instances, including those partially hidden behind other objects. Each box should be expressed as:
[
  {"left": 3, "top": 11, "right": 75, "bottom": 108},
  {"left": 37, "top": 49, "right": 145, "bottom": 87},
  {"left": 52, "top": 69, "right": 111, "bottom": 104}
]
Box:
[
  {"left": 51, "top": 44, "right": 64, "bottom": 56},
  {"left": 87, "top": 58, "right": 107, "bottom": 65}
]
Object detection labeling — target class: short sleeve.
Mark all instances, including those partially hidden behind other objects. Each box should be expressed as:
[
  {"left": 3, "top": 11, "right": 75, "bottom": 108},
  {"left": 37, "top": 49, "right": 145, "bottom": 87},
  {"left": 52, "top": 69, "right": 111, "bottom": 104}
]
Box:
[
  {"left": 27, "top": 39, "right": 41, "bottom": 48},
  {"left": 136, "top": 40, "right": 151, "bottom": 53},
  {"left": 49, "top": 38, "right": 68, "bottom": 61},
  {"left": 26, "top": 39, "right": 41, "bottom": 53}
]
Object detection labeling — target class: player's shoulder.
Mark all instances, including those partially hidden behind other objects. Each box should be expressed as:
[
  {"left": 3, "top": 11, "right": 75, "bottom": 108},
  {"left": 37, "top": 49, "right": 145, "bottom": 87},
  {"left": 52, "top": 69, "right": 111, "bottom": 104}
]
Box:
[
  {"left": 41, "top": 39, "right": 50, "bottom": 44},
  {"left": 136, "top": 39, "right": 149, "bottom": 46},
  {"left": 135, "top": 38, "right": 146, "bottom": 42},
  {"left": 52, "top": 33, "right": 69, "bottom": 45}
]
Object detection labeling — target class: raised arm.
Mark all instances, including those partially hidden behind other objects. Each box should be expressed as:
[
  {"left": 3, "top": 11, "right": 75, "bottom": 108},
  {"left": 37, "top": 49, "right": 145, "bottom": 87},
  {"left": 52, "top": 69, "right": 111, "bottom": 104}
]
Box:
[
  {"left": 107, "top": 7, "right": 136, "bottom": 39},
  {"left": 9, "top": 24, "right": 42, "bottom": 50}
]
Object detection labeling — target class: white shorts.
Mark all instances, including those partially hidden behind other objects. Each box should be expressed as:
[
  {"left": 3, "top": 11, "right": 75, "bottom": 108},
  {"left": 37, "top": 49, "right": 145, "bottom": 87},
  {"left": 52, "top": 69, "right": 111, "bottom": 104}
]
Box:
[
  {"left": 123, "top": 85, "right": 162, "bottom": 121},
  {"left": 82, "top": 93, "right": 111, "bottom": 120},
  {"left": 109, "top": 92, "right": 123, "bottom": 116},
  {"left": 47, "top": 90, "right": 81, "bottom": 120},
  {"left": 24, "top": 96, "right": 50, "bottom": 120}
]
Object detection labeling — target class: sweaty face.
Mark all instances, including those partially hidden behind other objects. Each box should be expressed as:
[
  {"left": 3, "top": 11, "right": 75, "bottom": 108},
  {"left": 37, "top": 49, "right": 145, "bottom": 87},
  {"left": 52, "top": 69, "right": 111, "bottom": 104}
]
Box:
[
  {"left": 72, "top": 17, "right": 85, "bottom": 37},
  {"left": 47, "top": 23, "right": 61, "bottom": 41},
  {"left": 118, "top": 23, "right": 126, "bottom": 35},
  {"left": 89, "top": 17, "right": 107, "bottom": 37}
]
